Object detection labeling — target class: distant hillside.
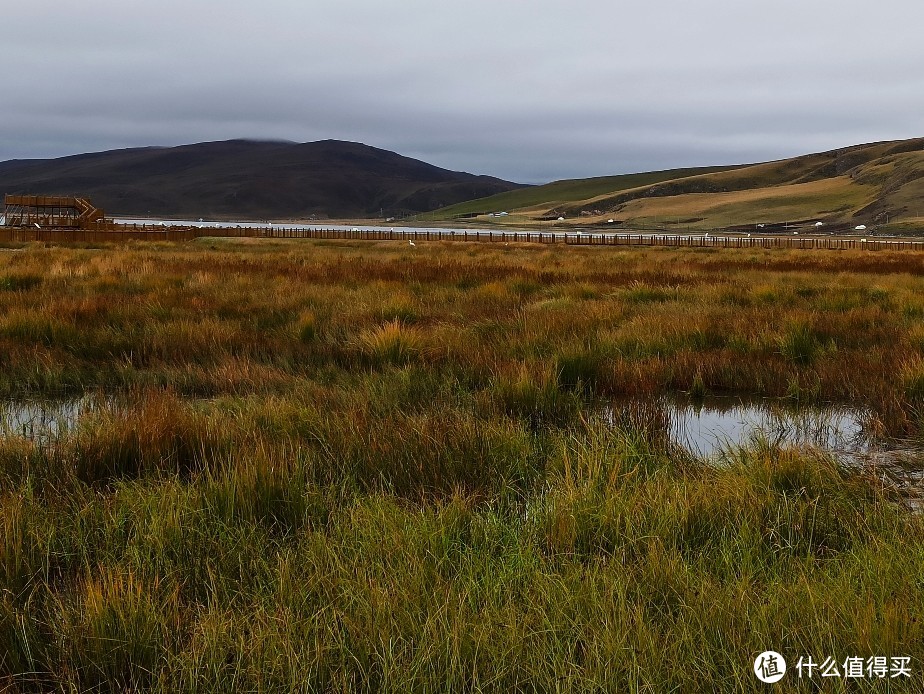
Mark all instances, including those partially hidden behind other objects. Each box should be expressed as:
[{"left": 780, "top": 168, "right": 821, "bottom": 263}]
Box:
[
  {"left": 0, "top": 140, "right": 525, "bottom": 219},
  {"left": 432, "top": 137, "right": 924, "bottom": 232},
  {"left": 430, "top": 165, "right": 742, "bottom": 219}
]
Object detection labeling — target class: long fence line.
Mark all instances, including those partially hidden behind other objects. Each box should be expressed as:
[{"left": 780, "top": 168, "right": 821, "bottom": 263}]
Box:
[{"left": 1, "top": 224, "right": 923, "bottom": 251}]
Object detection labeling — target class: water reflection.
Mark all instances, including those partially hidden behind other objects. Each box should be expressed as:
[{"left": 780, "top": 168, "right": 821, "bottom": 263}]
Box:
[
  {"left": 666, "top": 399, "right": 871, "bottom": 458},
  {"left": 606, "top": 396, "right": 924, "bottom": 509},
  {"left": 0, "top": 396, "right": 101, "bottom": 442}
]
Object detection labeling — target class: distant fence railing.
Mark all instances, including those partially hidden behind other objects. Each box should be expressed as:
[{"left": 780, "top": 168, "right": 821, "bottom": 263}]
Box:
[{"left": 1, "top": 224, "right": 923, "bottom": 252}]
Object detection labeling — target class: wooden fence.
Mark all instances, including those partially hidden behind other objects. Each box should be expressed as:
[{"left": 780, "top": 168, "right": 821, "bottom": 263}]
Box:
[{"left": 2, "top": 224, "right": 923, "bottom": 252}]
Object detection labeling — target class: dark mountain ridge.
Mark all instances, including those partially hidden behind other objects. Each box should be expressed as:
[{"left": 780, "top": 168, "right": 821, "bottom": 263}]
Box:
[{"left": 0, "top": 139, "right": 525, "bottom": 219}]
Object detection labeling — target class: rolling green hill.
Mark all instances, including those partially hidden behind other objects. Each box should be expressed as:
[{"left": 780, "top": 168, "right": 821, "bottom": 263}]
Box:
[
  {"left": 431, "top": 137, "right": 924, "bottom": 231},
  {"left": 430, "top": 165, "right": 740, "bottom": 219}
]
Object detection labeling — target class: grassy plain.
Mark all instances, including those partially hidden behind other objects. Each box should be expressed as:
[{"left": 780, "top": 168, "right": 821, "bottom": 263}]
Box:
[{"left": 1, "top": 238, "right": 924, "bottom": 691}]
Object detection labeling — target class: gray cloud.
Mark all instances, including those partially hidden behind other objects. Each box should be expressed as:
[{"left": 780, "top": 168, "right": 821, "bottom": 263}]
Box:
[{"left": 2, "top": 0, "right": 922, "bottom": 183}]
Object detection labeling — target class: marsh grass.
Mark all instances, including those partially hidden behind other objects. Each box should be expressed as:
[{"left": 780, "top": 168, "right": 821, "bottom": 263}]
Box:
[
  {"left": 0, "top": 273, "right": 42, "bottom": 292},
  {"left": 295, "top": 307, "right": 322, "bottom": 345},
  {"left": 358, "top": 319, "right": 432, "bottom": 365},
  {"left": 556, "top": 351, "right": 607, "bottom": 392},
  {"left": 0, "top": 240, "right": 923, "bottom": 690},
  {"left": 486, "top": 362, "right": 579, "bottom": 427},
  {"left": 902, "top": 357, "right": 924, "bottom": 402},
  {"left": 779, "top": 322, "right": 821, "bottom": 365}
]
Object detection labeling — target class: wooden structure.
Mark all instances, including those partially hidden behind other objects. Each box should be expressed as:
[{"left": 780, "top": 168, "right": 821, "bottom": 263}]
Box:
[{"left": 3, "top": 195, "right": 104, "bottom": 229}]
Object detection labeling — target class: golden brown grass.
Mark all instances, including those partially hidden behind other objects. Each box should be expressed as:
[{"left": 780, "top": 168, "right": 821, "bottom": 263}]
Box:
[
  {"left": 0, "top": 238, "right": 922, "bottom": 691},
  {"left": 597, "top": 176, "right": 877, "bottom": 228}
]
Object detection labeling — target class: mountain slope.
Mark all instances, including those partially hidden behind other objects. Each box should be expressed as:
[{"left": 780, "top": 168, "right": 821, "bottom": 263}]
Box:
[
  {"left": 430, "top": 164, "right": 743, "bottom": 219},
  {"left": 0, "top": 140, "right": 525, "bottom": 219},
  {"left": 433, "top": 137, "right": 924, "bottom": 231}
]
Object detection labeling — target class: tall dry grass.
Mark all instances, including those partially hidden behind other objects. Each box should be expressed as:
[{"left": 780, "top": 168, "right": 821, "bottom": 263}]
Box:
[{"left": 0, "top": 239, "right": 922, "bottom": 690}]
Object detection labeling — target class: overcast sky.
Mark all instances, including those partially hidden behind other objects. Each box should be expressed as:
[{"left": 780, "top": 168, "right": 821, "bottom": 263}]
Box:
[{"left": 2, "top": 0, "right": 922, "bottom": 183}]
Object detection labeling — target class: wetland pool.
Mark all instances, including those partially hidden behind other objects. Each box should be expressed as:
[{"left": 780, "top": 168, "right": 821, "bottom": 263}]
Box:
[
  {"left": 606, "top": 396, "right": 924, "bottom": 507},
  {"left": 2, "top": 393, "right": 922, "bottom": 506}
]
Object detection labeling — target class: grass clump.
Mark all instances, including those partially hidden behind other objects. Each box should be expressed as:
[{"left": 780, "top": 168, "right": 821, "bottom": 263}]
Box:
[
  {"left": 556, "top": 351, "right": 607, "bottom": 392},
  {"left": 69, "top": 390, "right": 227, "bottom": 483},
  {"left": 297, "top": 311, "right": 317, "bottom": 343},
  {"left": 53, "top": 569, "right": 181, "bottom": 691},
  {"left": 0, "top": 273, "right": 42, "bottom": 292},
  {"left": 487, "top": 363, "right": 578, "bottom": 426},
  {"left": 779, "top": 322, "right": 821, "bottom": 365},
  {"left": 358, "top": 319, "right": 429, "bottom": 365},
  {"left": 901, "top": 357, "right": 924, "bottom": 401}
]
